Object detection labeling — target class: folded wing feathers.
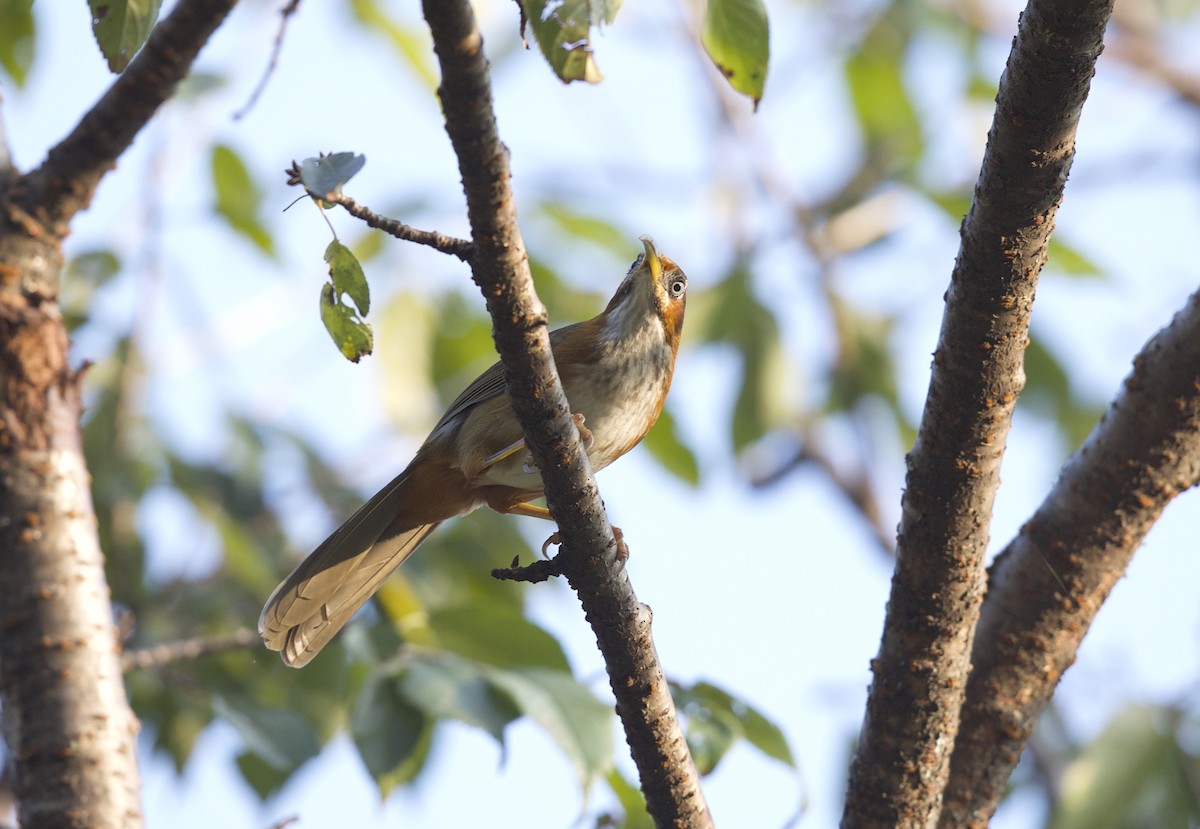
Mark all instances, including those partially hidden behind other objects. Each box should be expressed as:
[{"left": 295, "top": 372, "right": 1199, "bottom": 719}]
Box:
[{"left": 259, "top": 472, "right": 435, "bottom": 667}]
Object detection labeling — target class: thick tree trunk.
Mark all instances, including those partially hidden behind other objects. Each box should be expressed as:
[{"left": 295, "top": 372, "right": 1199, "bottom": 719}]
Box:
[{"left": 0, "top": 223, "right": 142, "bottom": 827}]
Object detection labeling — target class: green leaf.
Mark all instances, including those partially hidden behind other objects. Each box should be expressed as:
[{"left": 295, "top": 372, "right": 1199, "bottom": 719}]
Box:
[
  {"left": 426, "top": 604, "right": 572, "bottom": 671},
  {"left": 1050, "top": 706, "right": 1197, "bottom": 829},
  {"left": 89, "top": 0, "right": 162, "bottom": 73},
  {"left": 672, "top": 681, "right": 796, "bottom": 774},
  {"left": 605, "top": 768, "right": 655, "bottom": 829},
  {"left": 300, "top": 152, "right": 367, "bottom": 201},
  {"left": 398, "top": 655, "right": 520, "bottom": 742},
  {"left": 487, "top": 667, "right": 613, "bottom": 790},
  {"left": 211, "top": 144, "right": 274, "bottom": 256},
  {"left": 705, "top": 266, "right": 785, "bottom": 450},
  {"left": 1047, "top": 237, "right": 1104, "bottom": 278},
  {"left": 351, "top": 673, "right": 433, "bottom": 795},
  {"left": 844, "top": 14, "right": 922, "bottom": 165},
  {"left": 520, "top": 0, "right": 620, "bottom": 84},
  {"left": 0, "top": 0, "right": 34, "bottom": 86},
  {"left": 235, "top": 750, "right": 291, "bottom": 800},
  {"left": 701, "top": 0, "right": 770, "bottom": 107},
  {"left": 349, "top": 0, "right": 439, "bottom": 91},
  {"left": 325, "top": 240, "right": 370, "bottom": 315},
  {"left": 213, "top": 695, "right": 320, "bottom": 772},
  {"left": 641, "top": 405, "right": 700, "bottom": 486},
  {"left": 539, "top": 203, "right": 629, "bottom": 254},
  {"left": 320, "top": 283, "right": 374, "bottom": 363}
]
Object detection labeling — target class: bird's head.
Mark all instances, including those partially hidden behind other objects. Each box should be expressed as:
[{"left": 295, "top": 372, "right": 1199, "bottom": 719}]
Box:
[{"left": 600, "top": 236, "right": 687, "bottom": 353}]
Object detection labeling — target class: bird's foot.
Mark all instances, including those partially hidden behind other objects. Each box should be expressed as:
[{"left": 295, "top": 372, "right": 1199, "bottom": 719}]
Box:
[
  {"left": 572, "top": 412, "right": 595, "bottom": 450},
  {"left": 612, "top": 526, "right": 628, "bottom": 563},
  {"left": 541, "top": 531, "right": 561, "bottom": 558}
]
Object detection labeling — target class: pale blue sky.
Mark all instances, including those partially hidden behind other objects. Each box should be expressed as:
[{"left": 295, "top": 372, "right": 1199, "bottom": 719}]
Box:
[{"left": 7, "top": 2, "right": 1200, "bottom": 827}]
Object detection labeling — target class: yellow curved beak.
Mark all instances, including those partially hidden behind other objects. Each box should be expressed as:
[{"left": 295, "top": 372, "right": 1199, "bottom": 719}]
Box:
[{"left": 639, "top": 235, "right": 663, "bottom": 282}]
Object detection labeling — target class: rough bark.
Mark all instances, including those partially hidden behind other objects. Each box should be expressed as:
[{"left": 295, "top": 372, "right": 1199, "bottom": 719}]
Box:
[
  {"left": 421, "top": 2, "right": 712, "bottom": 826},
  {"left": 840, "top": 0, "right": 1115, "bottom": 825},
  {"left": 0, "top": 1, "right": 237, "bottom": 826},
  {"left": 940, "top": 290, "right": 1200, "bottom": 827}
]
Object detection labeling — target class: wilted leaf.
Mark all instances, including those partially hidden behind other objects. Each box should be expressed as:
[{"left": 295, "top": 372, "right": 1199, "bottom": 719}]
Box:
[
  {"left": 320, "top": 283, "right": 374, "bottom": 363},
  {"left": 351, "top": 673, "right": 433, "bottom": 795},
  {"left": 300, "top": 152, "right": 367, "bottom": 201},
  {"left": 487, "top": 667, "right": 613, "bottom": 790},
  {"left": 211, "top": 144, "right": 275, "bottom": 256},
  {"left": 89, "top": 0, "right": 162, "bottom": 72},
  {"left": 519, "top": 0, "right": 620, "bottom": 83},
  {"left": 702, "top": 0, "right": 770, "bottom": 107},
  {"left": 0, "top": 0, "right": 34, "bottom": 86}
]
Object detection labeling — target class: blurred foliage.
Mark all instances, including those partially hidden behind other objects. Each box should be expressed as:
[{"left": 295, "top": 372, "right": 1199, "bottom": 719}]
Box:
[
  {"left": 1048, "top": 705, "right": 1200, "bottom": 829},
  {"left": 88, "top": 0, "right": 161, "bottom": 73},
  {"left": 0, "top": 0, "right": 34, "bottom": 86},
  {"left": 702, "top": 0, "right": 770, "bottom": 107},
  {"left": 22, "top": 0, "right": 1200, "bottom": 825}
]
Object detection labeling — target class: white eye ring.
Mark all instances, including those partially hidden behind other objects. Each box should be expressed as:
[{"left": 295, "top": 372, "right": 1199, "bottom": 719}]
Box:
[{"left": 669, "top": 278, "right": 686, "bottom": 298}]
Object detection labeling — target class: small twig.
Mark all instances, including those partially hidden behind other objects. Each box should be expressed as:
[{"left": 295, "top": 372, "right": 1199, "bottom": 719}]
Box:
[
  {"left": 234, "top": 0, "right": 302, "bottom": 120},
  {"left": 325, "top": 193, "right": 475, "bottom": 261},
  {"left": 491, "top": 555, "right": 565, "bottom": 584},
  {"left": 264, "top": 816, "right": 299, "bottom": 829},
  {"left": 121, "top": 627, "right": 259, "bottom": 671}
]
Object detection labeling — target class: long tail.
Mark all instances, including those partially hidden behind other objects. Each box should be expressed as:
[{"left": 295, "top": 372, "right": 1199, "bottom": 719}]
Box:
[{"left": 259, "top": 473, "right": 439, "bottom": 668}]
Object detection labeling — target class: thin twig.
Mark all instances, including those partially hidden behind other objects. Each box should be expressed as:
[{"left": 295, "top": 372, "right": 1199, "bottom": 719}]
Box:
[
  {"left": 326, "top": 193, "right": 474, "bottom": 261},
  {"left": 234, "top": 0, "right": 303, "bottom": 120},
  {"left": 121, "top": 628, "right": 260, "bottom": 671}
]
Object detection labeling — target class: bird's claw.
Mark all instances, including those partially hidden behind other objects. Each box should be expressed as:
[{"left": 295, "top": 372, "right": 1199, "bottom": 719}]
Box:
[
  {"left": 541, "top": 532, "right": 561, "bottom": 558},
  {"left": 572, "top": 412, "right": 595, "bottom": 450},
  {"left": 612, "top": 526, "right": 628, "bottom": 563}
]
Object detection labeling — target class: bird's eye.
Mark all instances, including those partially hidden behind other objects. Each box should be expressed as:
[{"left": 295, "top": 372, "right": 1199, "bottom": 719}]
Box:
[{"left": 669, "top": 278, "right": 686, "bottom": 298}]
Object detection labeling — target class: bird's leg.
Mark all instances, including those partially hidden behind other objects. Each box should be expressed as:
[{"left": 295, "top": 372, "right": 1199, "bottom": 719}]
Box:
[{"left": 481, "top": 437, "right": 526, "bottom": 469}]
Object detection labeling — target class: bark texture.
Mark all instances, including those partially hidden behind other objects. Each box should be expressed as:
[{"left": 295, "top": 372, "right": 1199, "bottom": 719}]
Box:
[
  {"left": 0, "top": 1, "right": 237, "bottom": 826},
  {"left": 940, "top": 290, "right": 1200, "bottom": 827},
  {"left": 421, "top": 2, "right": 712, "bottom": 826},
  {"left": 840, "top": 0, "right": 1115, "bottom": 825}
]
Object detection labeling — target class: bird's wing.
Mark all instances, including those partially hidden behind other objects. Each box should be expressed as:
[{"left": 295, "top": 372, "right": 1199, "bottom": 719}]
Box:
[
  {"left": 432, "top": 322, "right": 592, "bottom": 433},
  {"left": 259, "top": 472, "right": 438, "bottom": 667},
  {"left": 433, "top": 360, "right": 508, "bottom": 432}
]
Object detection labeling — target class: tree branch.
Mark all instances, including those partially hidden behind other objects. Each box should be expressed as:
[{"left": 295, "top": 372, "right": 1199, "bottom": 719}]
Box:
[
  {"left": 940, "top": 289, "right": 1200, "bottom": 826},
  {"left": 841, "top": 0, "right": 1115, "bottom": 824},
  {"left": 10, "top": 0, "right": 237, "bottom": 236},
  {"left": 0, "top": 3, "right": 238, "bottom": 827},
  {"left": 420, "top": 2, "right": 711, "bottom": 826},
  {"left": 324, "top": 192, "right": 474, "bottom": 261},
  {"left": 121, "top": 627, "right": 259, "bottom": 671}
]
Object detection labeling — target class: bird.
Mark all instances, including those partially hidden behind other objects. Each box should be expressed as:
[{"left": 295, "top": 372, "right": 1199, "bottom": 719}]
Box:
[{"left": 260, "top": 236, "right": 687, "bottom": 667}]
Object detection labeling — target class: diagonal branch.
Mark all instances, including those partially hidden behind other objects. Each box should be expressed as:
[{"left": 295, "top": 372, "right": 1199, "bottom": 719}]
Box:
[
  {"left": 11, "top": 0, "right": 238, "bottom": 236},
  {"left": 840, "top": 0, "right": 1115, "bottom": 825},
  {"left": 420, "top": 2, "right": 712, "bottom": 826},
  {"left": 940, "top": 289, "right": 1200, "bottom": 827}
]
